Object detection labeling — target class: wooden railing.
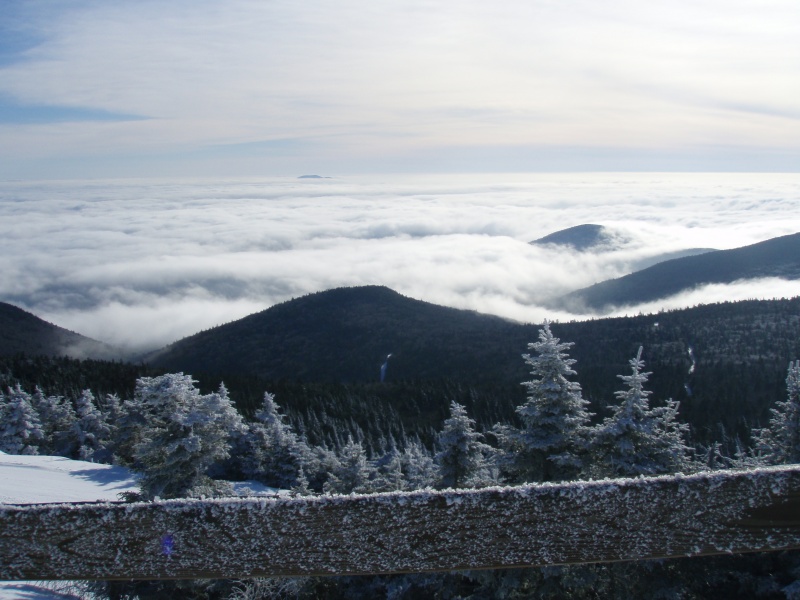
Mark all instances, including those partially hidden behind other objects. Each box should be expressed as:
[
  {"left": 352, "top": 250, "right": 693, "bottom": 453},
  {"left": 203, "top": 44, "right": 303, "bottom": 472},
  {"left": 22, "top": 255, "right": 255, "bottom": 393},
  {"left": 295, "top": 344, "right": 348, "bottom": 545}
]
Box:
[{"left": 2, "top": 466, "right": 800, "bottom": 581}]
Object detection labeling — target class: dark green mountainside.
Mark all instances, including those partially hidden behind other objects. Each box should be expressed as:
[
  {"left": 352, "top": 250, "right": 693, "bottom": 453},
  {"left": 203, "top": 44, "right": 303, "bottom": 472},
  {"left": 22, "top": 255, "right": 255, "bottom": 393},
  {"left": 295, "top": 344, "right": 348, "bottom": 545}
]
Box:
[
  {"left": 3, "top": 287, "right": 800, "bottom": 450},
  {"left": 144, "top": 286, "right": 800, "bottom": 447},
  {"left": 0, "top": 301, "right": 121, "bottom": 360},
  {"left": 148, "top": 286, "right": 531, "bottom": 384},
  {"left": 562, "top": 232, "right": 800, "bottom": 312}
]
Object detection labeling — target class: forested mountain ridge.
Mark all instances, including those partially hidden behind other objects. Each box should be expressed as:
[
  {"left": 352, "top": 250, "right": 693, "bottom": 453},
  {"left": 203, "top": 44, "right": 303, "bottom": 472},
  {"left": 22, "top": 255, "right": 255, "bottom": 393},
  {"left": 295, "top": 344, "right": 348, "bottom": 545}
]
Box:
[
  {"left": 147, "top": 285, "right": 531, "bottom": 384},
  {"left": 149, "top": 286, "right": 800, "bottom": 385},
  {"left": 561, "top": 231, "right": 800, "bottom": 312},
  {"left": 0, "top": 301, "right": 121, "bottom": 360},
  {"left": 142, "top": 287, "right": 800, "bottom": 448},
  {"left": 530, "top": 224, "right": 621, "bottom": 250},
  {"left": 3, "top": 287, "right": 799, "bottom": 450}
]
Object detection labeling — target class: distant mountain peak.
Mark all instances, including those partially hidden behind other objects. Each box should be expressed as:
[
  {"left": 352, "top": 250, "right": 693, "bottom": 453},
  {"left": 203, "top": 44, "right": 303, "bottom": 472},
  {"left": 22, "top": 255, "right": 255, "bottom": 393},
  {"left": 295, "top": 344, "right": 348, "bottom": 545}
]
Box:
[
  {"left": 560, "top": 232, "right": 800, "bottom": 313},
  {"left": 531, "top": 224, "right": 625, "bottom": 251}
]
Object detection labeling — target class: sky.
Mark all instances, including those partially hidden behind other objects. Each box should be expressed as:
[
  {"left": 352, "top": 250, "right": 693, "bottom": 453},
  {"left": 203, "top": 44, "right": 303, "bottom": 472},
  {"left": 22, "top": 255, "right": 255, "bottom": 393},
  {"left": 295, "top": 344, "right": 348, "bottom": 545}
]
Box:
[
  {"left": 1, "top": 173, "right": 799, "bottom": 353},
  {"left": 0, "top": 0, "right": 799, "bottom": 178}
]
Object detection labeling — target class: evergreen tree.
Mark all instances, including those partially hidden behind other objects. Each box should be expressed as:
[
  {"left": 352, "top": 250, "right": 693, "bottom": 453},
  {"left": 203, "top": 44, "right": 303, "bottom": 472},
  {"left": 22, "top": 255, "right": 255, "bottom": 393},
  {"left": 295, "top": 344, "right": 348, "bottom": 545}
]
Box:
[
  {"left": 323, "top": 436, "right": 370, "bottom": 494},
  {"left": 362, "top": 447, "right": 407, "bottom": 493},
  {"left": 238, "top": 392, "right": 310, "bottom": 489},
  {"left": 0, "top": 384, "right": 44, "bottom": 455},
  {"left": 400, "top": 439, "right": 438, "bottom": 490},
  {"left": 72, "top": 389, "right": 113, "bottom": 462},
  {"left": 434, "top": 401, "right": 492, "bottom": 489},
  {"left": 501, "top": 322, "right": 592, "bottom": 483},
  {"left": 587, "top": 347, "right": 693, "bottom": 479},
  {"left": 30, "top": 387, "right": 76, "bottom": 456},
  {"left": 113, "top": 394, "right": 149, "bottom": 467},
  {"left": 755, "top": 360, "right": 800, "bottom": 465},
  {"left": 131, "top": 374, "right": 244, "bottom": 499}
]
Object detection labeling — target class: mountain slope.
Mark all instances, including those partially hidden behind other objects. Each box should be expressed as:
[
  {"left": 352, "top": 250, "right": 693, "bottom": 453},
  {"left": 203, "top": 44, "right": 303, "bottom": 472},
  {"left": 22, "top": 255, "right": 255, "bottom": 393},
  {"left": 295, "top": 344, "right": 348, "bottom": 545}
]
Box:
[
  {"left": 531, "top": 224, "right": 621, "bottom": 251},
  {"left": 148, "top": 286, "right": 533, "bottom": 384},
  {"left": 0, "top": 302, "right": 120, "bottom": 359},
  {"left": 561, "top": 232, "right": 800, "bottom": 312}
]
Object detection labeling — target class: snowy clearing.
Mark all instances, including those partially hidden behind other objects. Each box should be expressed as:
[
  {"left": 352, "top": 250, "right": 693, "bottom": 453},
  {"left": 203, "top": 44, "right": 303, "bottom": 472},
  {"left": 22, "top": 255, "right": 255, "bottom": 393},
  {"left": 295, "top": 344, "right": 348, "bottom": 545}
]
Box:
[{"left": 0, "top": 451, "right": 139, "bottom": 505}]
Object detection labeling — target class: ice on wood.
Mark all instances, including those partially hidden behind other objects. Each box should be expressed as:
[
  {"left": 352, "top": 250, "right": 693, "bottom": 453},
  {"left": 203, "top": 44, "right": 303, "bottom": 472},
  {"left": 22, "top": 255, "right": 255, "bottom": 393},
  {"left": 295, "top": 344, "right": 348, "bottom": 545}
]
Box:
[{"left": 2, "top": 466, "right": 800, "bottom": 581}]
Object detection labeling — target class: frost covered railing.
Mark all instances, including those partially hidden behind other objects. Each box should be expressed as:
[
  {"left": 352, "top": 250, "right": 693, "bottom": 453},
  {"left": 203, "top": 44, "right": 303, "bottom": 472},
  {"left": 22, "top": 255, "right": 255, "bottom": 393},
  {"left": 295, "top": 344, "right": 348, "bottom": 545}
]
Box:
[{"left": 2, "top": 466, "right": 800, "bottom": 581}]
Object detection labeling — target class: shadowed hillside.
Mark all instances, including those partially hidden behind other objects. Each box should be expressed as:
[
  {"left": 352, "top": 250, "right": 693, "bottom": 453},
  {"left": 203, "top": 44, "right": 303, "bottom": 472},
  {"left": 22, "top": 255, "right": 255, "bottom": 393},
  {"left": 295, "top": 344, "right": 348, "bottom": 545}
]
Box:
[
  {"left": 2, "top": 291, "right": 799, "bottom": 449},
  {"left": 530, "top": 224, "right": 619, "bottom": 251},
  {"left": 562, "top": 232, "right": 800, "bottom": 312},
  {"left": 0, "top": 302, "right": 121, "bottom": 360},
  {"left": 148, "top": 286, "right": 534, "bottom": 384}
]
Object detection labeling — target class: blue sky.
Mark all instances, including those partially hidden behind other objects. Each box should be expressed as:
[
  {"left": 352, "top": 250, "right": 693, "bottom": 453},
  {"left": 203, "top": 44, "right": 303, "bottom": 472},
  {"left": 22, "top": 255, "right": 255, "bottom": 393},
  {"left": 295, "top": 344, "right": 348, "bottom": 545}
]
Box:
[{"left": 1, "top": 0, "right": 799, "bottom": 179}]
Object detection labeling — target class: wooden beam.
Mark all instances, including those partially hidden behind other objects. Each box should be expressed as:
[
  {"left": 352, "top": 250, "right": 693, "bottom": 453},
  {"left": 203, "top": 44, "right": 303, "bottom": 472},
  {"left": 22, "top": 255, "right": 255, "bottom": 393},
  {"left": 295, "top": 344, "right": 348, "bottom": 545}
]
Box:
[{"left": 2, "top": 466, "right": 800, "bottom": 581}]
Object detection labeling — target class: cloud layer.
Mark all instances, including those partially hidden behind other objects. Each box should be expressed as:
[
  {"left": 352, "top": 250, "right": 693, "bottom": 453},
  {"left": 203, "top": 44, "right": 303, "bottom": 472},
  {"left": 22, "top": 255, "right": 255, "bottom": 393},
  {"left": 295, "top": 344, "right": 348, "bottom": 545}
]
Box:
[
  {"left": 1, "top": 173, "right": 798, "bottom": 352},
  {"left": 1, "top": 1, "right": 798, "bottom": 177}
]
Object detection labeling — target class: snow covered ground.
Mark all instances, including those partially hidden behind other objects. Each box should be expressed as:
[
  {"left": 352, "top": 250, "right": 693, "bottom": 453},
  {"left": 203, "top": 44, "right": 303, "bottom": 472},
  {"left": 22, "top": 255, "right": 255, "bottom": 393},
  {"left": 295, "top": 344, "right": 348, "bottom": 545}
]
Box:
[
  {"left": 0, "top": 451, "right": 139, "bottom": 505},
  {"left": 0, "top": 451, "right": 139, "bottom": 598},
  {"left": 0, "top": 452, "right": 279, "bottom": 598}
]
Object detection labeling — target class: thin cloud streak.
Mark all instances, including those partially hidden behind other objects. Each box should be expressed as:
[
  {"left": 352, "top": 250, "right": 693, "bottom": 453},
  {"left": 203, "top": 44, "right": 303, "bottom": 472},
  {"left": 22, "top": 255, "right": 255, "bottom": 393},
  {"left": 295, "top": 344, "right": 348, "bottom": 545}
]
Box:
[
  {"left": 1, "top": 174, "right": 798, "bottom": 352},
  {"left": 0, "top": 1, "right": 798, "bottom": 176}
]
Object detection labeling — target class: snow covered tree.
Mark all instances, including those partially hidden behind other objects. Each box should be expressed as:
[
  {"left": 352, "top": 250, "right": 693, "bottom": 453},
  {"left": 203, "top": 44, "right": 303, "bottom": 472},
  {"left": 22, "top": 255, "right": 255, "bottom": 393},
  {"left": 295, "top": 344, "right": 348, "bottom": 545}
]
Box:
[
  {"left": 323, "top": 436, "right": 370, "bottom": 494},
  {"left": 755, "top": 360, "right": 800, "bottom": 465},
  {"left": 501, "top": 322, "right": 592, "bottom": 483},
  {"left": 113, "top": 395, "right": 149, "bottom": 467},
  {"left": 72, "top": 389, "right": 113, "bottom": 462},
  {"left": 400, "top": 439, "right": 438, "bottom": 490},
  {"left": 362, "top": 447, "right": 407, "bottom": 493},
  {"left": 0, "top": 384, "right": 44, "bottom": 455},
  {"left": 131, "top": 374, "right": 244, "bottom": 499},
  {"left": 237, "top": 392, "right": 310, "bottom": 490},
  {"left": 587, "top": 347, "right": 693, "bottom": 478},
  {"left": 30, "top": 387, "right": 76, "bottom": 456},
  {"left": 434, "top": 401, "right": 493, "bottom": 489}
]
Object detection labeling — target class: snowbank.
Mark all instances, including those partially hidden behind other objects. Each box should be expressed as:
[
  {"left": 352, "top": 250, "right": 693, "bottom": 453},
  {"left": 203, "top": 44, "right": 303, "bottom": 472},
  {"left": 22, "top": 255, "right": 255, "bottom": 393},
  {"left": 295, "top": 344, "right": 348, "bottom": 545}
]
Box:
[{"left": 0, "top": 452, "right": 139, "bottom": 505}]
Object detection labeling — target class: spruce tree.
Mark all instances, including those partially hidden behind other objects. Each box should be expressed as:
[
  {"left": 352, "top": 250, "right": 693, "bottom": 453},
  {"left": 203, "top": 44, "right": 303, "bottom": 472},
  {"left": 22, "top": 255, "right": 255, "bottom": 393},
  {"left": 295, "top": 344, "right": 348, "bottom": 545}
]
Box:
[
  {"left": 400, "top": 439, "right": 438, "bottom": 490},
  {"left": 72, "top": 389, "right": 113, "bottom": 462},
  {"left": 30, "top": 387, "right": 76, "bottom": 456},
  {"left": 0, "top": 385, "right": 44, "bottom": 455},
  {"left": 502, "top": 322, "right": 592, "bottom": 483},
  {"left": 131, "top": 374, "right": 244, "bottom": 499},
  {"left": 755, "top": 360, "right": 800, "bottom": 465},
  {"left": 434, "top": 401, "right": 492, "bottom": 489},
  {"left": 238, "top": 392, "right": 310, "bottom": 489},
  {"left": 587, "top": 347, "right": 692, "bottom": 478},
  {"left": 363, "top": 447, "right": 407, "bottom": 493},
  {"left": 323, "top": 436, "right": 370, "bottom": 494}
]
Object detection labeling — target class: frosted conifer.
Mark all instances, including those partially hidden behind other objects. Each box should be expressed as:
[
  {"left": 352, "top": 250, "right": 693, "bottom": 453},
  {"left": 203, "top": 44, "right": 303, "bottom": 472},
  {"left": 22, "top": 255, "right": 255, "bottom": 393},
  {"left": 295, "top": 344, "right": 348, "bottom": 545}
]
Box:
[
  {"left": 505, "top": 322, "right": 592, "bottom": 483},
  {"left": 0, "top": 384, "right": 44, "bottom": 455},
  {"left": 364, "top": 447, "right": 407, "bottom": 492},
  {"left": 755, "top": 360, "right": 800, "bottom": 465},
  {"left": 239, "top": 392, "right": 310, "bottom": 489},
  {"left": 323, "top": 436, "right": 370, "bottom": 494},
  {"left": 72, "top": 389, "right": 112, "bottom": 462},
  {"left": 131, "top": 374, "right": 244, "bottom": 499},
  {"left": 30, "top": 387, "right": 76, "bottom": 456},
  {"left": 587, "top": 347, "right": 692, "bottom": 478},
  {"left": 434, "top": 401, "right": 492, "bottom": 489},
  {"left": 400, "top": 440, "right": 438, "bottom": 490}
]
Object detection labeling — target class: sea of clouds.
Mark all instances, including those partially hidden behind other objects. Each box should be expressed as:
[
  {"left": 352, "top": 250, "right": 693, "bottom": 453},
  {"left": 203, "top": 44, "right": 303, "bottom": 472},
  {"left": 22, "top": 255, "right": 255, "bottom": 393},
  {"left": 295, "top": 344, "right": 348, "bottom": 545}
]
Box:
[{"left": 1, "top": 173, "right": 799, "bottom": 353}]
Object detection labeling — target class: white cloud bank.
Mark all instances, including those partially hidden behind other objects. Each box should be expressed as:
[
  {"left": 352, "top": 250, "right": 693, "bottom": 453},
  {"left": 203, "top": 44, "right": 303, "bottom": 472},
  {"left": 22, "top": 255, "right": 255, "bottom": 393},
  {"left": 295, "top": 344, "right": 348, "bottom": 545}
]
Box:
[
  {"left": 1, "top": 173, "right": 798, "bottom": 352},
  {"left": 0, "top": 0, "right": 798, "bottom": 177}
]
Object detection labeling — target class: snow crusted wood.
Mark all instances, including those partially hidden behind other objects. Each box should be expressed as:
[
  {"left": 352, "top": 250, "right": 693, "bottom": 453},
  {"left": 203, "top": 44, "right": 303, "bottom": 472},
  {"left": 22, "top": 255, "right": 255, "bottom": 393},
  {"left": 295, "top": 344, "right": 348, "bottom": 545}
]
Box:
[{"left": 2, "top": 466, "right": 800, "bottom": 581}]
